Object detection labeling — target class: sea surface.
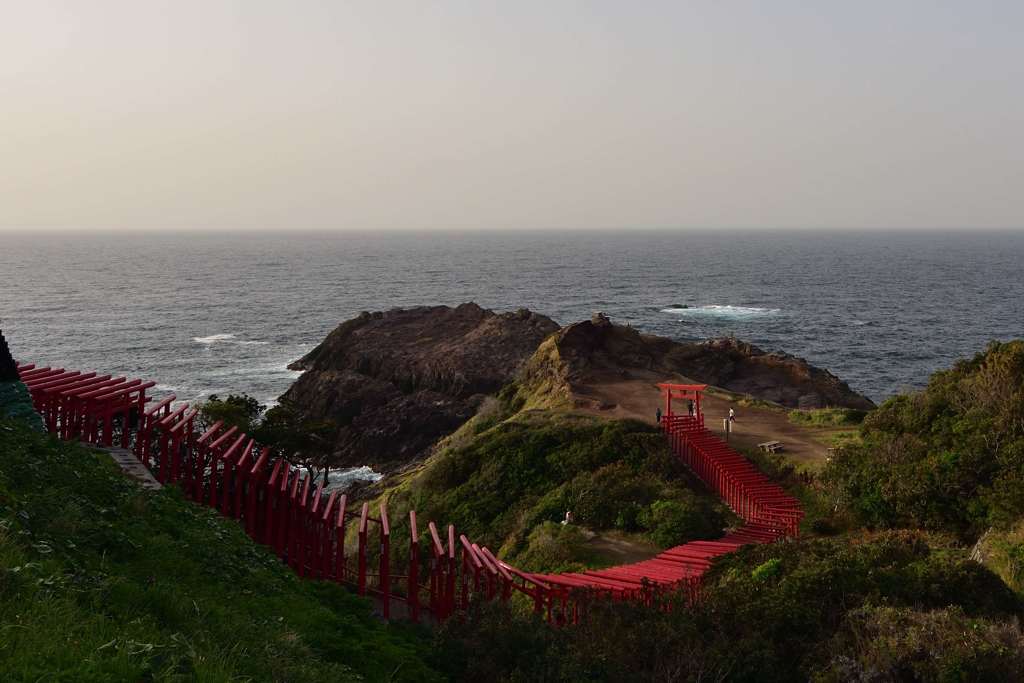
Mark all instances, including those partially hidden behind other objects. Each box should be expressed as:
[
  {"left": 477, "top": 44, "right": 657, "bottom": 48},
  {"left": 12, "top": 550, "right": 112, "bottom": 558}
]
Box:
[{"left": 2, "top": 230, "right": 1023, "bottom": 407}]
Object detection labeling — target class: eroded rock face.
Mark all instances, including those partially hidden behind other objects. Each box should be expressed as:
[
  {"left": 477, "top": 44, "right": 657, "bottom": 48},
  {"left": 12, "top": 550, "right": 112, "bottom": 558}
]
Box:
[
  {"left": 537, "top": 319, "right": 875, "bottom": 410},
  {"left": 283, "top": 304, "right": 559, "bottom": 470}
]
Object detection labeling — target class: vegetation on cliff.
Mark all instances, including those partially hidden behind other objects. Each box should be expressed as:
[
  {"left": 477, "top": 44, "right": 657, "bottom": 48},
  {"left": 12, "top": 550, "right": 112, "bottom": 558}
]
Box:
[
  {"left": 389, "top": 394, "right": 732, "bottom": 572},
  {"left": 435, "top": 531, "right": 1023, "bottom": 682},
  {"left": 0, "top": 419, "right": 439, "bottom": 681},
  {"left": 825, "top": 340, "right": 1024, "bottom": 538}
]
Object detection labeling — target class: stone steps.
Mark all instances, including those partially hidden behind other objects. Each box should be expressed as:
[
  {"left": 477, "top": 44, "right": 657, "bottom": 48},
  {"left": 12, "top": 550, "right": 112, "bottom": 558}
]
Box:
[{"left": 96, "top": 446, "right": 162, "bottom": 491}]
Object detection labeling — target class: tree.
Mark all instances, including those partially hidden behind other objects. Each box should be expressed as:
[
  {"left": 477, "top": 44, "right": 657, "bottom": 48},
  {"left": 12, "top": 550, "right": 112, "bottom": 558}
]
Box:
[{"left": 197, "top": 394, "right": 266, "bottom": 435}]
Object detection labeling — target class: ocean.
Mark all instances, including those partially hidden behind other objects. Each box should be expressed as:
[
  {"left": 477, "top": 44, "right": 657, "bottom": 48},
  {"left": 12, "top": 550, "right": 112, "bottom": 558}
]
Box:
[{"left": 2, "top": 230, "right": 1022, "bottom": 406}]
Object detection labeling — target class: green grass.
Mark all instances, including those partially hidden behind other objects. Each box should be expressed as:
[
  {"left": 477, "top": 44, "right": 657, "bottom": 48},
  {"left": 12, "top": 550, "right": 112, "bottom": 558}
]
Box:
[
  {"left": 386, "top": 410, "right": 735, "bottom": 572},
  {"left": 788, "top": 407, "right": 868, "bottom": 427},
  {"left": 0, "top": 419, "right": 440, "bottom": 682}
]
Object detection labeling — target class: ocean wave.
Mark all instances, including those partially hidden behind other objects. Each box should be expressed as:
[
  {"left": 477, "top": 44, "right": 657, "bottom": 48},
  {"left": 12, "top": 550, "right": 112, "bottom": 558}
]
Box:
[
  {"left": 292, "top": 464, "right": 383, "bottom": 493},
  {"left": 661, "top": 305, "right": 780, "bottom": 319},
  {"left": 192, "top": 333, "right": 269, "bottom": 346}
]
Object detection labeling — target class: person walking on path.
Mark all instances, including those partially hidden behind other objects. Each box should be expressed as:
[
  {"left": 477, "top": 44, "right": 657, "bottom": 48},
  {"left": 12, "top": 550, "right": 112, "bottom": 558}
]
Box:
[
  {"left": 688, "top": 400, "right": 694, "bottom": 417},
  {"left": 729, "top": 407, "right": 736, "bottom": 423},
  {"left": 656, "top": 407, "right": 662, "bottom": 423}
]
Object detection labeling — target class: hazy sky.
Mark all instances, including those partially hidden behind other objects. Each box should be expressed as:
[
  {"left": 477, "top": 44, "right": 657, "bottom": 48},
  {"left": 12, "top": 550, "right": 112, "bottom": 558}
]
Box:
[{"left": 2, "top": 1, "right": 1022, "bottom": 232}]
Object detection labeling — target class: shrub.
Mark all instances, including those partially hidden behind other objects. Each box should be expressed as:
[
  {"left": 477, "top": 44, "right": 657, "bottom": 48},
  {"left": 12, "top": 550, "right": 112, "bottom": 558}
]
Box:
[
  {"left": 824, "top": 340, "right": 1024, "bottom": 538},
  {"left": 639, "top": 498, "right": 720, "bottom": 548},
  {"left": 789, "top": 407, "right": 868, "bottom": 427}
]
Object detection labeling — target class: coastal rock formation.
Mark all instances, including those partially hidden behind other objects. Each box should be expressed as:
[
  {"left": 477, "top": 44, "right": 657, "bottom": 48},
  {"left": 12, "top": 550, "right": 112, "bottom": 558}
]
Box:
[
  {"left": 0, "top": 329, "right": 18, "bottom": 381},
  {"left": 283, "top": 304, "right": 559, "bottom": 470},
  {"left": 519, "top": 318, "right": 874, "bottom": 411},
  {"left": 284, "top": 306, "right": 872, "bottom": 471}
]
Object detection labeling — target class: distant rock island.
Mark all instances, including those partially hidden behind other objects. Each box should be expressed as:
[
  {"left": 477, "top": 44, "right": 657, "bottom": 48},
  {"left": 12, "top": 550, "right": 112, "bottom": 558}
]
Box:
[{"left": 282, "top": 304, "right": 873, "bottom": 470}]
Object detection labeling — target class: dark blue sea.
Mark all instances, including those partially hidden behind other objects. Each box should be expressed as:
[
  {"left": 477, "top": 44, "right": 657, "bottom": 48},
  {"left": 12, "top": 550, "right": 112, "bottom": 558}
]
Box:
[{"left": 2, "top": 230, "right": 1022, "bottom": 406}]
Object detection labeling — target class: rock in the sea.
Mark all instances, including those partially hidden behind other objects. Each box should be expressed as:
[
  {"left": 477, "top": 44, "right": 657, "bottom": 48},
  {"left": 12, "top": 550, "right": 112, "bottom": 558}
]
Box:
[{"left": 283, "top": 303, "right": 559, "bottom": 471}]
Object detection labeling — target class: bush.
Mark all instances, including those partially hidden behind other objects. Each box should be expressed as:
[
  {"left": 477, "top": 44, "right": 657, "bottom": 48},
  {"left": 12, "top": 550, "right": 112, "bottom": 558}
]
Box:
[
  {"left": 825, "top": 340, "right": 1024, "bottom": 538},
  {"left": 789, "top": 408, "right": 868, "bottom": 427},
  {"left": 639, "top": 498, "right": 720, "bottom": 548},
  {"left": 436, "top": 531, "right": 1023, "bottom": 682},
  {"left": 813, "top": 606, "right": 1024, "bottom": 682},
  {"left": 514, "top": 522, "right": 591, "bottom": 573}
]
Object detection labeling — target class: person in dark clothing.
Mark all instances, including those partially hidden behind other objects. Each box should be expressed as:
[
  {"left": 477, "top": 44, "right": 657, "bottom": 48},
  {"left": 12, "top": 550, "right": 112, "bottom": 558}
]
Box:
[
  {"left": 687, "top": 400, "right": 694, "bottom": 417},
  {"left": 655, "top": 407, "right": 662, "bottom": 423}
]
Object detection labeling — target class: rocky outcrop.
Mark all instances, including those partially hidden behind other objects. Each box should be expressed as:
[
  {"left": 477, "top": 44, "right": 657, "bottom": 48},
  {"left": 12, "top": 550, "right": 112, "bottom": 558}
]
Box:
[
  {"left": 284, "top": 306, "right": 872, "bottom": 471},
  {"left": 520, "top": 318, "right": 874, "bottom": 411},
  {"left": 283, "top": 304, "right": 559, "bottom": 470},
  {"left": 0, "top": 329, "right": 18, "bottom": 382},
  {"left": 0, "top": 328, "right": 45, "bottom": 430}
]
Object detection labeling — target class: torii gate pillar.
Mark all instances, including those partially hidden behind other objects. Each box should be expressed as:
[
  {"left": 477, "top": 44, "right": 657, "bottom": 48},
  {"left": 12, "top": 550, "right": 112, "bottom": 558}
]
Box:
[{"left": 657, "top": 383, "right": 708, "bottom": 427}]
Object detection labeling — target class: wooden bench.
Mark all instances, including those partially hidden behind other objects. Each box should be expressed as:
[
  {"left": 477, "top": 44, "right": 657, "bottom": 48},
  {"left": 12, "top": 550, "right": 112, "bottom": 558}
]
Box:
[{"left": 757, "top": 440, "right": 784, "bottom": 453}]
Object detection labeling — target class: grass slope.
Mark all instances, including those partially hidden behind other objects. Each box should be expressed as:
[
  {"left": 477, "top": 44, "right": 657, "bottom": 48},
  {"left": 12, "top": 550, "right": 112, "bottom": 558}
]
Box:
[
  {"left": 0, "top": 419, "right": 439, "bottom": 682},
  {"left": 374, "top": 384, "right": 733, "bottom": 575}
]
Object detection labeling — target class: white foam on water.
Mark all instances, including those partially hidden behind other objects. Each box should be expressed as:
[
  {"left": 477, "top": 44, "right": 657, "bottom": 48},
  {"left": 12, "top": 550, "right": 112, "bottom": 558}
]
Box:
[
  {"left": 193, "top": 333, "right": 237, "bottom": 344},
  {"left": 192, "top": 333, "right": 269, "bottom": 346},
  {"left": 661, "top": 305, "right": 780, "bottom": 319},
  {"left": 292, "top": 464, "right": 383, "bottom": 493}
]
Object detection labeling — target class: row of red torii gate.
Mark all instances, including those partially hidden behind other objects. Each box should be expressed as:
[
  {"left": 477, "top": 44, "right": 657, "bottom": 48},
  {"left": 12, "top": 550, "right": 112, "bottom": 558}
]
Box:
[{"left": 13, "top": 362, "right": 803, "bottom": 623}]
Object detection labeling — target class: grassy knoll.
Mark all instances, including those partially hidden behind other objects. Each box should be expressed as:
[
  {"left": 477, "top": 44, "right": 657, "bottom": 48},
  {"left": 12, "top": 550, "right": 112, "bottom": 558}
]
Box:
[
  {"left": 376, "top": 386, "right": 734, "bottom": 574},
  {"left": 0, "top": 419, "right": 439, "bottom": 682}
]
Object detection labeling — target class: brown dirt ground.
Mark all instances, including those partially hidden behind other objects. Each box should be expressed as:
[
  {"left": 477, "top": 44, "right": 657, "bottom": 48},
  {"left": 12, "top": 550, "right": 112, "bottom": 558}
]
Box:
[
  {"left": 572, "top": 370, "right": 848, "bottom": 468},
  {"left": 561, "top": 371, "right": 853, "bottom": 563}
]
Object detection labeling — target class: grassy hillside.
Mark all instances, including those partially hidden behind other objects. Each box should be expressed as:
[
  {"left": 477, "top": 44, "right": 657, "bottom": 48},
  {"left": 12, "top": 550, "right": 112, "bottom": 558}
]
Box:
[
  {"left": 0, "top": 419, "right": 439, "bottom": 682},
  {"left": 374, "top": 384, "right": 733, "bottom": 574}
]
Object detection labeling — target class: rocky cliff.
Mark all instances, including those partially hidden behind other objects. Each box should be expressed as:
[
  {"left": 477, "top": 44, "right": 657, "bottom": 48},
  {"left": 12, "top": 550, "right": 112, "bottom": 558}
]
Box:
[
  {"left": 284, "top": 306, "right": 872, "bottom": 471},
  {"left": 282, "top": 303, "right": 559, "bottom": 470},
  {"left": 517, "top": 314, "right": 874, "bottom": 411}
]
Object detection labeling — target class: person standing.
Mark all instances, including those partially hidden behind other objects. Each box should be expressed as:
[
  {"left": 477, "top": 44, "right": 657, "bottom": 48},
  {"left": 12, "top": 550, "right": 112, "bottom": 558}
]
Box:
[
  {"left": 656, "top": 407, "right": 662, "bottom": 423},
  {"left": 729, "top": 407, "right": 736, "bottom": 422}
]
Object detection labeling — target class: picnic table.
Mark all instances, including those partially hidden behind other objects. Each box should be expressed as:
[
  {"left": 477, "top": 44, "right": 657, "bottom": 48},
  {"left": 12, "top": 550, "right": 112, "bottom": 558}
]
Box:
[{"left": 757, "top": 440, "right": 785, "bottom": 453}]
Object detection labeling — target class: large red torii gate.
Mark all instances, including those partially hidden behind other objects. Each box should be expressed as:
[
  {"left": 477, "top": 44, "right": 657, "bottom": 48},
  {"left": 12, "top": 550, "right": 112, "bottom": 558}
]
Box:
[{"left": 657, "top": 382, "right": 707, "bottom": 428}]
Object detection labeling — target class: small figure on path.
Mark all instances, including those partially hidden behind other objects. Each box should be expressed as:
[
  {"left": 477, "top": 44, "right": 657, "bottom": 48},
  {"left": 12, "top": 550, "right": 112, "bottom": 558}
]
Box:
[
  {"left": 729, "top": 407, "right": 736, "bottom": 422},
  {"left": 656, "top": 407, "right": 662, "bottom": 423},
  {"left": 688, "top": 400, "right": 694, "bottom": 417}
]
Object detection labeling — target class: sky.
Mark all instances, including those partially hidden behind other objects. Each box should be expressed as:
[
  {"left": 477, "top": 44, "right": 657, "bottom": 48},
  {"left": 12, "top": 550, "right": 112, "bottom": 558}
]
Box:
[{"left": 1, "top": 1, "right": 1022, "bottom": 232}]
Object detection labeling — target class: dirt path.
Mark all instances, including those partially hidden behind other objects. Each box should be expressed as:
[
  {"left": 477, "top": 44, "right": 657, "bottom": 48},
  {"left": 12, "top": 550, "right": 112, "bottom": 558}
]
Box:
[
  {"left": 583, "top": 530, "right": 661, "bottom": 566},
  {"left": 574, "top": 370, "right": 842, "bottom": 468}
]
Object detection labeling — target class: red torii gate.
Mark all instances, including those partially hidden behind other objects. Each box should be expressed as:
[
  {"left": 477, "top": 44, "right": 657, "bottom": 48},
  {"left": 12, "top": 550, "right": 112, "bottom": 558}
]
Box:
[{"left": 657, "top": 383, "right": 707, "bottom": 428}]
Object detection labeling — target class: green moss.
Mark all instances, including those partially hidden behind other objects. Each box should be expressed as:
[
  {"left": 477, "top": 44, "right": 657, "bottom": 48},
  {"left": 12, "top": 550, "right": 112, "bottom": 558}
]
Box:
[{"left": 0, "top": 419, "right": 440, "bottom": 681}]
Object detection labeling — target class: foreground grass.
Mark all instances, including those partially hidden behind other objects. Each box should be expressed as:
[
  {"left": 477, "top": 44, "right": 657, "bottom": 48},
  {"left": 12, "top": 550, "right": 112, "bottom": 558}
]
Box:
[{"left": 0, "top": 419, "right": 440, "bottom": 682}]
